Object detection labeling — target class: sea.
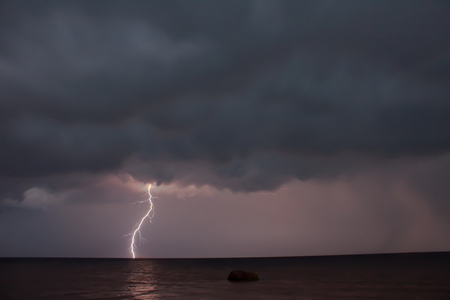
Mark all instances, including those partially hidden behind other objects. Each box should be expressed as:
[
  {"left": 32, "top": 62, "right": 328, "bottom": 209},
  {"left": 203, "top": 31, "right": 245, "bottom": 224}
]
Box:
[{"left": 1, "top": 252, "right": 449, "bottom": 299}]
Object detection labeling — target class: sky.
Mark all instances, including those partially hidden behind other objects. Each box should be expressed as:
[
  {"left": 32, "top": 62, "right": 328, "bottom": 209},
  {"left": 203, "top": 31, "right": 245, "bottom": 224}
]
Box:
[{"left": 0, "top": 0, "right": 449, "bottom": 258}]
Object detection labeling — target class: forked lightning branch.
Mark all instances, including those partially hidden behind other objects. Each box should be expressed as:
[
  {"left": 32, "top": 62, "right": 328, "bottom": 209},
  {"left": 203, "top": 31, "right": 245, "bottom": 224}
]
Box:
[{"left": 127, "top": 184, "right": 155, "bottom": 258}]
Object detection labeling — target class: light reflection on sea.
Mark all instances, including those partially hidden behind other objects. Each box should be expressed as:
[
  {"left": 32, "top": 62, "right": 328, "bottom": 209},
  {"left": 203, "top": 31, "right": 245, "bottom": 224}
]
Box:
[
  {"left": 126, "top": 260, "right": 159, "bottom": 299},
  {"left": 0, "top": 253, "right": 449, "bottom": 299}
]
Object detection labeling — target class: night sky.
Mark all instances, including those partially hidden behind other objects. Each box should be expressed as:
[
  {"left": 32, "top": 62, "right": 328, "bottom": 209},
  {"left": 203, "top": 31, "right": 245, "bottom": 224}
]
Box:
[{"left": 0, "top": 0, "right": 449, "bottom": 258}]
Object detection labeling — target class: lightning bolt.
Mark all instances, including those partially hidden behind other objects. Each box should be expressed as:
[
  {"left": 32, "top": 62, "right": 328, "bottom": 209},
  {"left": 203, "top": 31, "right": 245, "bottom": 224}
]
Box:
[{"left": 128, "top": 184, "right": 155, "bottom": 259}]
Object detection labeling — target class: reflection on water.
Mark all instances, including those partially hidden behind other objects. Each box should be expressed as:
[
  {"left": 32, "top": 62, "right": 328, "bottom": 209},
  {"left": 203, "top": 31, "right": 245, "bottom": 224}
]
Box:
[
  {"left": 1, "top": 254, "right": 449, "bottom": 299},
  {"left": 125, "top": 260, "right": 159, "bottom": 299}
]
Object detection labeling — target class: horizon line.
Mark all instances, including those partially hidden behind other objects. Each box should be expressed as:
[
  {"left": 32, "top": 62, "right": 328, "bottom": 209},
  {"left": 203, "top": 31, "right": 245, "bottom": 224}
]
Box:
[{"left": 1, "top": 250, "right": 449, "bottom": 260}]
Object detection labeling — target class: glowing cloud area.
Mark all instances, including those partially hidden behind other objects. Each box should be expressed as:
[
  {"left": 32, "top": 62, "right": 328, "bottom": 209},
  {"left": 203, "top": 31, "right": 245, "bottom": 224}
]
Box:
[{"left": 128, "top": 184, "right": 155, "bottom": 259}]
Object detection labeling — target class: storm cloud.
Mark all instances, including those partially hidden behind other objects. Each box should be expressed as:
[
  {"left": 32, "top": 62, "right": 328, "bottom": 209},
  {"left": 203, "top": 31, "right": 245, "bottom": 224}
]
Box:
[
  {"left": 1, "top": 0, "right": 449, "bottom": 198},
  {"left": 0, "top": 1, "right": 449, "bottom": 257}
]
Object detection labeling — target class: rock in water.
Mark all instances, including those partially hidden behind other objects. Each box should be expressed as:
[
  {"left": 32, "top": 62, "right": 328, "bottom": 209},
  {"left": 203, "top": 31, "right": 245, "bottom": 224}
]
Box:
[{"left": 227, "top": 270, "right": 259, "bottom": 281}]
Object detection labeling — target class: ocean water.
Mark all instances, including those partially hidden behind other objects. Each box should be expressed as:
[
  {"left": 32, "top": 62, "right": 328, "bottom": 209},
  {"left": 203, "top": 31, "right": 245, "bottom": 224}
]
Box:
[{"left": 1, "top": 252, "right": 449, "bottom": 299}]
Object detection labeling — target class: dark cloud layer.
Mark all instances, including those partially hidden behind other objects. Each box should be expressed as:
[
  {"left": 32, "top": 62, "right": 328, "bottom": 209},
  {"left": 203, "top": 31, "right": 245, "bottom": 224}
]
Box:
[{"left": 1, "top": 0, "right": 449, "bottom": 201}]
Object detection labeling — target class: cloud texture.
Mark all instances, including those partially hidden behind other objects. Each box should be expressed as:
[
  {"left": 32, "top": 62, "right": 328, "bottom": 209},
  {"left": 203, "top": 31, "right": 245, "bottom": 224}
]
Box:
[
  {"left": 0, "top": 0, "right": 449, "bottom": 257},
  {"left": 1, "top": 1, "right": 449, "bottom": 195}
]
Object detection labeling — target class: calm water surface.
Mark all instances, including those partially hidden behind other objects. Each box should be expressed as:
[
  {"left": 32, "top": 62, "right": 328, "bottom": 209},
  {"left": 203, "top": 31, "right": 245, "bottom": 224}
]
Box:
[{"left": 1, "top": 253, "right": 449, "bottom": 299}]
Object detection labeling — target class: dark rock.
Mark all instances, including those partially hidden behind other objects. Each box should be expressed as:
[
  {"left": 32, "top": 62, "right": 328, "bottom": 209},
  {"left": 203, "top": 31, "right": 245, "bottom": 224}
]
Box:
[{"left": 227, "top": 270, "right": 259, "bottom": 281}]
